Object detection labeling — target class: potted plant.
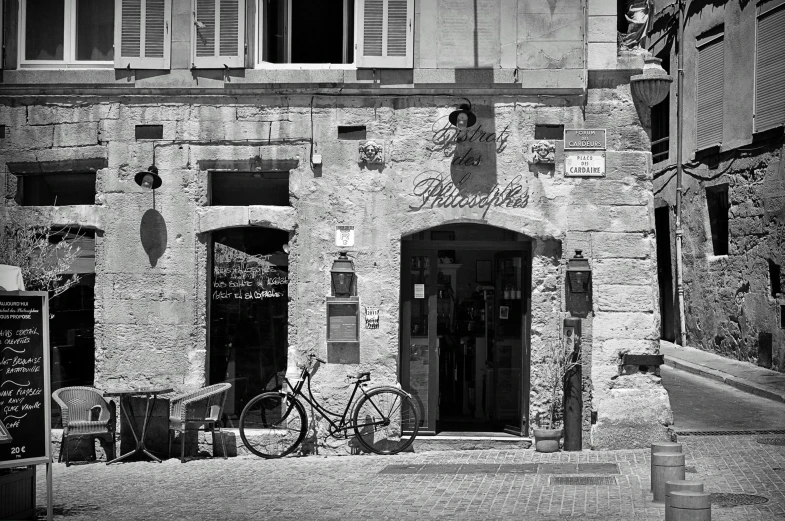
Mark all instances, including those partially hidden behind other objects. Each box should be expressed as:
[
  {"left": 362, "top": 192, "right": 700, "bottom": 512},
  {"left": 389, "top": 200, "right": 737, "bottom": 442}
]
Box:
[{"left": 533, "top": 338, "right": 582, "bottom": 452}]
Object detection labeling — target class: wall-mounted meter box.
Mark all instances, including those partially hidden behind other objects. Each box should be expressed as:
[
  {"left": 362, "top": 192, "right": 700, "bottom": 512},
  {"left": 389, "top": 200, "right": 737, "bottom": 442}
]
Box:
[{"left": 326, "top": 297, "right": 360, "bottom": 343}]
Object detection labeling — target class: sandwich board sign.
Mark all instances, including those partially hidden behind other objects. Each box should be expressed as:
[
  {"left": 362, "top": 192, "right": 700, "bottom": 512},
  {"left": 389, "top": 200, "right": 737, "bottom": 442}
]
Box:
[{"left": 0, "top": 292, "right": 52, "bottom": 467}]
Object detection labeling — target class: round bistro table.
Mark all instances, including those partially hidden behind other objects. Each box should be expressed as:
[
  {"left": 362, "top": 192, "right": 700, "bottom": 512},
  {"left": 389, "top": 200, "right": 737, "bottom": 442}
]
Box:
[{"left": 103, "top": 387, "right": 174, "bottom": 464}]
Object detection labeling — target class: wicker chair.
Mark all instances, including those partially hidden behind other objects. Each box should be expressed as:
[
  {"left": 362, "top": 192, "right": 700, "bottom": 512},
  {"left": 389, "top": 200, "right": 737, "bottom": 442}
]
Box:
[
  {"left": 168, "top": 382, "right": 231, "bottom": 463},
  {"left": 52, "top": 386, "right": 116, "bottom": 466}
]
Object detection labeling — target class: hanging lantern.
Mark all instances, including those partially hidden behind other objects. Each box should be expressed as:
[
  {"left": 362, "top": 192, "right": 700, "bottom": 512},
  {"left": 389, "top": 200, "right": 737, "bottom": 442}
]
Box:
[{"left": 330, "top": 252, "right": 355, "bottom": 297}]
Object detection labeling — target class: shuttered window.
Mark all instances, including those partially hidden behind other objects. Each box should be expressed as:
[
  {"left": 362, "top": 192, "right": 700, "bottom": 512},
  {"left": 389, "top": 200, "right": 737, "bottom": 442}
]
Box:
[
  {"left": 114, "top": 0, "right": 171, "bottom": 69},
  {"left": 192, "top": 0, "right": 245, "bottom": 68},
  {"left": 696, "top": 33, "right": 724, "bottom": 150},
  {"left": 755, "top": 2, "right": 785, "bottom": 133},
  {"left": 356, "top": 0, "right": 413, "bottom": 68}
]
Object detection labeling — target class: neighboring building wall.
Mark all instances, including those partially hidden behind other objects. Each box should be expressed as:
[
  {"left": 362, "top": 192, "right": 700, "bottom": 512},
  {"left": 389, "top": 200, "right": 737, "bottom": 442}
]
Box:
[
  {"left": 1, "top": 0, "right": 673, "bottom": 449},
  {"left": 650, "top": 0, "right": 785, "bottom": 370}
]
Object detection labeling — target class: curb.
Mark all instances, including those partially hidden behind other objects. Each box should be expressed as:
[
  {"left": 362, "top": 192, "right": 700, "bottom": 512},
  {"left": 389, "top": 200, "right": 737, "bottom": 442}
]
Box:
[{"left": 663, "top": 356, "right": 785, "bottom": 405}]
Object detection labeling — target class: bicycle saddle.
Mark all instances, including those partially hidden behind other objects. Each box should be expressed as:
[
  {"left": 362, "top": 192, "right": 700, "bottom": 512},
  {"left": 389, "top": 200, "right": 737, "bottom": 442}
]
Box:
[{"left": 347, "top": 372, "right": 371, "bottom": 382}]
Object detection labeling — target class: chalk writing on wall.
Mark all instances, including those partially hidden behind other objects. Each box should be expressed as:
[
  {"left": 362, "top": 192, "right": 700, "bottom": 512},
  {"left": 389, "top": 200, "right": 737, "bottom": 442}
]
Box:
[
  {"left": 0, "top": 293, "right": 51, "bottom": 467},
  {"left": 211, "top": 243, "right": 288, "bottom": 301}
]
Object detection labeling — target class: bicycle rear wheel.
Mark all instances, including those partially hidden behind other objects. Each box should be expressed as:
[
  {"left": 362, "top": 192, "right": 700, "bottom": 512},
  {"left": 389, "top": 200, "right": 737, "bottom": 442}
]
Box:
[
  {"left": 352, "top": 386, "right": 420, "bottom": 455},
  {"left": 239, "top": 392, "right": 307, "bottom": 459}
]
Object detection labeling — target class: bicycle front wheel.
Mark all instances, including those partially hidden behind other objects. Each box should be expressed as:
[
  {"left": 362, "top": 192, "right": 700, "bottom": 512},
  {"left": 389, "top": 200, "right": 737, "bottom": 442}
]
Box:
[
  {"left": 352, "top": 387, "right": 420, "bottom": 455},
  {"left": 239, "top": 392, "right": 307, "bottom": 459}
]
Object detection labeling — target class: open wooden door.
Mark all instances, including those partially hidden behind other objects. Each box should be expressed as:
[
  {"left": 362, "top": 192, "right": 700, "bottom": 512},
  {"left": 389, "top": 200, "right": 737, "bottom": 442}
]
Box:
[{"left": 400, "top": 248, "right": 438, "bottom": 435}]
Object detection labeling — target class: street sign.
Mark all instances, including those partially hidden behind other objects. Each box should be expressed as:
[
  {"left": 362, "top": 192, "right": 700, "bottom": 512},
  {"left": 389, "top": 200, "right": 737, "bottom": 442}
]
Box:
[
  {"left": 564, "top": 129, "right": 606, "bottom": 150},
  {"left": 565, "top": 152, "right": 606, "bottom": 177}
]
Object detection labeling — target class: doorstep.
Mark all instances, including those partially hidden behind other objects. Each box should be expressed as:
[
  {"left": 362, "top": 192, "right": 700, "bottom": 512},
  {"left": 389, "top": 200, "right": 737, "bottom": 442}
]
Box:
[{"left": 413, "top": 434, "right": 533, "bottom": 451}]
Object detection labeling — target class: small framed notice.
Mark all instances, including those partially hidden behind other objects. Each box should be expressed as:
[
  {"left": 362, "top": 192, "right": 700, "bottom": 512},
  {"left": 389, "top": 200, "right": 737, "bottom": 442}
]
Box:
[
  {"left": 335, "top": 225, "right": 355, "bottom": 247},
  {"left": 326, "top": 298, "right": 360, "bottom": 343},
  {"left": 414, "top": 284, "right": 425, "bottom": 299}
]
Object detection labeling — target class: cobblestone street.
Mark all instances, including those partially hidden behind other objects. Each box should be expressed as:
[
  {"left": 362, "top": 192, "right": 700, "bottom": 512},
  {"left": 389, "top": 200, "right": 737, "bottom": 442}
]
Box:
[{"left": 33, "top": 435, "right": 785, "bottom": 521}]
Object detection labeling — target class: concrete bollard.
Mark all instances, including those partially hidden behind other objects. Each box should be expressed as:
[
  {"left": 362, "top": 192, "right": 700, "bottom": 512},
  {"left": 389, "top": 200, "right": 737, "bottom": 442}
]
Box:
[
  {"left": 652, "top": 452, "right": 685, "bottom": 502},
  {"left": 665, "top": 481, "right": 704, "bottom": 521},
  {"left": 668, "top": 490, "right": 711, "bottom": 521},
  {"left": 651, "top": 442, "right": 682, "bottom": 491}
]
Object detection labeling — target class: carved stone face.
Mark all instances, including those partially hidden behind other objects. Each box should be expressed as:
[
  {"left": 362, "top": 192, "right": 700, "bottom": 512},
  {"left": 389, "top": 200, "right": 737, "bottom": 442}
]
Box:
[
  {"left": 529, "top": 141, "right": 556, "bottom": 164},
  {"left": 359, "top": 141, "right": 383, "bottom": 163},
  {"left": 533, "top": 142, "right": 552, "bottom": 158}
]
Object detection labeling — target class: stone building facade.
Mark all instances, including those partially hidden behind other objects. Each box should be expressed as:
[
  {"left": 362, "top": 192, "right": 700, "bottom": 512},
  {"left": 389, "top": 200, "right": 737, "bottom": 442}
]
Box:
[
  {"left": 649, "top": 0, "right": 785, "bottom": 371},
  {"left": 1, "top": 0, "right": 672, "bottom": 451}
]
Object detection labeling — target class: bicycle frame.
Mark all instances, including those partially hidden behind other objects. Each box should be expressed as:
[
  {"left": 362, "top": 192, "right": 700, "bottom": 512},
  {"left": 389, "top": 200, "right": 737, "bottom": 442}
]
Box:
[{"left": 282, "top": 363, "right": 385, "bottom": 439}]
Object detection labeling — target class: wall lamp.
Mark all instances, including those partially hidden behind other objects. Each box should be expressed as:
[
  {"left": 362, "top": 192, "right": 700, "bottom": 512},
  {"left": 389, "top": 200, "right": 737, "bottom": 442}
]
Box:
[
  {"left": 134, "top": 165, "right": 162, "bottom": 190},
  {"left": 449, "top": 102, "right": 476, "bottom": 129},
  {"left": 330, "top": 251, "right": 356, "bottom": 297},
  {"left": 566, "top": 250, "right": 592, "bottom": 293}
]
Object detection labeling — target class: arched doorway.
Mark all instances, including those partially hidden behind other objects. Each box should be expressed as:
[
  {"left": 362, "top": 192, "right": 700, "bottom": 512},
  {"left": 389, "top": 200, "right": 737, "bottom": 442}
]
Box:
[
  {"left": 401, "top": 224, "right": 532, "bottom": 436},
  {"left": 208, "top": 227, "right": 289, "bottom": 423}
]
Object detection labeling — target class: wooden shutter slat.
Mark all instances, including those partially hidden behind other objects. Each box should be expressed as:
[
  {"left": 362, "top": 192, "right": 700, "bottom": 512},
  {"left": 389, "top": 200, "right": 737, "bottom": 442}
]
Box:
[
  {"left": 121, "top": 0, "right": 142, "bottom": 57},
  {"left": 196, "top": 0, "right": 217, "bottom": 57},
  {"left": 364, "top": 0, "right": 384, "bottom": 57},
  {"left": 115, "top": 0, "right": 171, "bottom": 69},
  {"left": 219, "top": 0, "right": 239, "bottom": 56},
  {"left": 357, "top": 0, "right": 413, "bottom": 68},
  {"left": 192, "top": 0, "right": 244, "bottom": 68},
  {"left": 696, "top": 37, "right": 724, "bottom": 150},
  {"left": 755, "top": 4, "right": 785, "bottom": 132},
  {"left": 145, "top": 0, "right": 166, "bottom": 58},
  {"left": 387, "top": 0, "right": 407, "bottom": 57}
]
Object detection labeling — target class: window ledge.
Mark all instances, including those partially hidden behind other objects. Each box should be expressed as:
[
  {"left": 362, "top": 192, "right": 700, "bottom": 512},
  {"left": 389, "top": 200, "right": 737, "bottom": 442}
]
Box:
[
  {"left": 1, "top": 68, "right": 586, "bottom": 94},
  {"left": 4, "top": 205, "right": 105, "bottom": 231},
  {"left": 198, "top": 206, "right": 296, "bottom": 233},
  {"left": 19, "top": 63, "right": 114, "bottom": 69},
  {"left": 254, "top": 63, "right": 356, "bottom": 70}
]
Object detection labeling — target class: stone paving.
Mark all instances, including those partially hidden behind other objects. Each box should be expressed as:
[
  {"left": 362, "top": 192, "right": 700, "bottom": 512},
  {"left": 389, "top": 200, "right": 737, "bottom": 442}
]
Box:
[{"left": 31, "top": 435, "right": 785, "bottom": 521}]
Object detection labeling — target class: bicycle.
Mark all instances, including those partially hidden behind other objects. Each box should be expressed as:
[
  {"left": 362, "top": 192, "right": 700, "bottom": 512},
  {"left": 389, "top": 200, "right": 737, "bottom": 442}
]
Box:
[{"left": 239, "top": 354, "right": 420, "bottom": 458}]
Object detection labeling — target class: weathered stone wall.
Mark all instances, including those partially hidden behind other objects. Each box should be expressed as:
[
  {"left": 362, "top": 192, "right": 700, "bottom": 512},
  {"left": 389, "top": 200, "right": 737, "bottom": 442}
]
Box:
[
  {"left": 656, "top": 142, "right": 785, "bottom": 370},
  {"left": 0, "top": 78, "right": 671, "bottom": 448},
  {"left": 649, "top": 0, "right": 785, "bottom": 372}
]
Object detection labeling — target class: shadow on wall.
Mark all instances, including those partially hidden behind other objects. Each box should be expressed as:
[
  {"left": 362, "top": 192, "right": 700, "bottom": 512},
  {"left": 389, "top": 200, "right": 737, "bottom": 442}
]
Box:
[
  {"left": 140, "top": 209, "right": 168, "bottom": 266},
  {"left": 449, "top": 101, "right": 499, "bottom": 194}
]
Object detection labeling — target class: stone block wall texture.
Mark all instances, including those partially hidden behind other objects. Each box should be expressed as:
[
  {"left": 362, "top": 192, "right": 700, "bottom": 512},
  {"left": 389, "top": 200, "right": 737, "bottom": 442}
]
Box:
[
  {"left": 0, "top": 79, "right": 670, "bottom": 449},
  {"left": 655, "top": 144, "right": 785, "bottom": 371}
]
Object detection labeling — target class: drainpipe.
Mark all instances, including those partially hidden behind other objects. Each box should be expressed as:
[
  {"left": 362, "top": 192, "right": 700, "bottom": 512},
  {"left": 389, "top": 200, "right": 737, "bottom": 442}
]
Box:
[{"left": 675, "top": 0, "right": 687, "bottom": 347}]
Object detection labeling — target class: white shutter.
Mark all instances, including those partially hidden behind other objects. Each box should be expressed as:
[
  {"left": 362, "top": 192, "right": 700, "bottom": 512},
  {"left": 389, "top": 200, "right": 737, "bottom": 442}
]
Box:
[
  {"left": 114, "top": 0, "right": 172, "bottom": 69},
  {"left": 192, "top": 0, "right": 245, "bottom": 68},
  {"left": 356, "top": 0, "right": 413, "bottom": 68}
]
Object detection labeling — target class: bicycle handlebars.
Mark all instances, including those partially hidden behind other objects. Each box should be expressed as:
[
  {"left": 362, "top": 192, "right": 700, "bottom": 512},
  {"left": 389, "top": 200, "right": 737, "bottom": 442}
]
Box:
[{"left": 308, "top": 353, "right": 327, "bottom": 364}]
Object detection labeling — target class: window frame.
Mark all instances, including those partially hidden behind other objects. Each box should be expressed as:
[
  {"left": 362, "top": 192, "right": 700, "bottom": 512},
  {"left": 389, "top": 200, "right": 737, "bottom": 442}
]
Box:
[
  {"left": 253, "top": 0, "right": 356, "bottom": 69},
  {"left": 19, "top": 0, "right": 114, "bottom": 68}
]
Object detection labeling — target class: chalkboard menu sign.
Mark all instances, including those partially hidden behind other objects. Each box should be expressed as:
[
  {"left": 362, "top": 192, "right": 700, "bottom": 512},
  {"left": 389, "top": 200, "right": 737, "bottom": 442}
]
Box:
[{"left": 0, "top": 292, "right": 51, "bottom": 468}]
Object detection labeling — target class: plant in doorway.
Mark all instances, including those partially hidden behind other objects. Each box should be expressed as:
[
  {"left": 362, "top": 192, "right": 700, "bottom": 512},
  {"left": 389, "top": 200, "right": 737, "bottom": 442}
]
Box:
[{"left": 533, "top": 338, "right": 582, "bottom": 452}]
